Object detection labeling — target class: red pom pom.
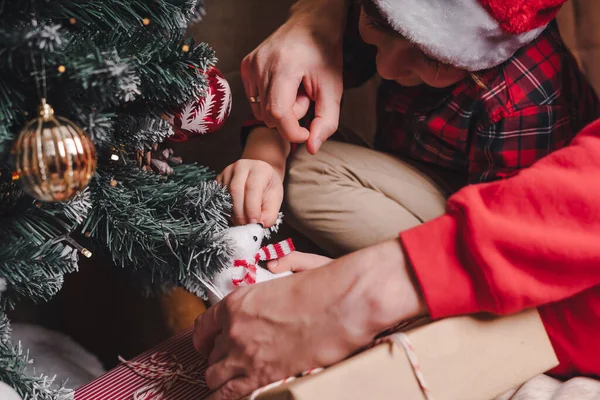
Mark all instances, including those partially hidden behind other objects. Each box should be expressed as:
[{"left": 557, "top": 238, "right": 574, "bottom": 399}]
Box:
[
  {"left": 169, "top": 67, "right": 232, "bottom": 142},
  {"left": 478, "top": 0, "right": 566, "bottom": 35}
]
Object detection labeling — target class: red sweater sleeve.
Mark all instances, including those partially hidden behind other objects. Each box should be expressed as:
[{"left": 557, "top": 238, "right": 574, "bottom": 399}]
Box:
[{"left": 401, "top": 118, "right": 600, "bottom": 319}]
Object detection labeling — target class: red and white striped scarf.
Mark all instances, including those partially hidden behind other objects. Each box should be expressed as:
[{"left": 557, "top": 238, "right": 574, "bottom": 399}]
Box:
[{"left": 232, "top": 239, "right": 295, "bottom": 287}]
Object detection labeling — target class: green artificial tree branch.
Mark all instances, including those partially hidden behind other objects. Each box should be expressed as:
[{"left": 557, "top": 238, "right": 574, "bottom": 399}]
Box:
[{"left": 0, "top": 0, "right": 229, "bottom": 396}]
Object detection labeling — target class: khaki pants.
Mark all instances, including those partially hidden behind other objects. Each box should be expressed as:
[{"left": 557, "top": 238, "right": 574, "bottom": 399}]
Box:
[{"left": 285, "top": 138, "right": 456, "bottom": 257}]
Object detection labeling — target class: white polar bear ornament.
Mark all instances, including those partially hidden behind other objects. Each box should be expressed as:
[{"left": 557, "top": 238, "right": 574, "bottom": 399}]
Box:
[{"left": 207, "top": 223, "right": 294, "bottom": 305}]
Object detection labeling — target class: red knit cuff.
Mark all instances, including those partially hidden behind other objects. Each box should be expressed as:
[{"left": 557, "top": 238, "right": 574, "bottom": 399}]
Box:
[
  {"left": 400, "top": 215, "right": 484, "bottom": 320},
  {"left": 242, "top": 119, "right": 264, "bottom": 128}
]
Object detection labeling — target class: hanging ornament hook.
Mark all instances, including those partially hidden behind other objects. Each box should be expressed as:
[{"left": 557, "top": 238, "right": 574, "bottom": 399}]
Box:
[
  {"left": 30, "top": 53, "right": 48, "bottom": 103},
  {"left": 39, "top": 98, "right": 54, "bottom": 120},
  {"left": 12, "top": 54, "right": 97, "bottom": 202}
]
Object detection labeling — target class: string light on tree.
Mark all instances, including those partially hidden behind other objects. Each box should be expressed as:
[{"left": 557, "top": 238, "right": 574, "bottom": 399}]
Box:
[
  {"left": 63, "top": 234, "right": 93, "bottom": 258},
  {"left": 142, "top": 18, "right": 150, "bottom": 26}
]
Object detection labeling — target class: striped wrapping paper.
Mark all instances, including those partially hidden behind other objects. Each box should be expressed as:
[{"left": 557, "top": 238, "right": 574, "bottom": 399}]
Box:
[
  {"left": 75, "top": 326, "right": 210, "bottom": 400},
  {"left": 74, "top": 316, "right": 432, "bottom": 400}
]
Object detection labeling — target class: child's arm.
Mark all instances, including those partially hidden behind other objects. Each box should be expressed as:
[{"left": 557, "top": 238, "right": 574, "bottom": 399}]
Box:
[
  {"left": 218, "top": 127, "right": 290, "bottom": 227},
  {"left": 241, "top": 126, "right": 291, "bottom": 180}
]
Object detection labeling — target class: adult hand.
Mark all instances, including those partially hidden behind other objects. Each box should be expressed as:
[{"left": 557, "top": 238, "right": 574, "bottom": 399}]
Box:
[
  {"left": 241, "top": 0, "right": 347, "bottom": 154},
  {"left": 193, "top": 239, "right": 427, "bottom": 400}
]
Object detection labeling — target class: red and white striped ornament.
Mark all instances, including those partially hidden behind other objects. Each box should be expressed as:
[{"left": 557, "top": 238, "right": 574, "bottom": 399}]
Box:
[{"left": 169, "top": 66, "right": 232, "bottom": 142}]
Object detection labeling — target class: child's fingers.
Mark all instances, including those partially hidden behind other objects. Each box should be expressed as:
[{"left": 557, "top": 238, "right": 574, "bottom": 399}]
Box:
[
  {"left": 267, "top": 252, "right": 332, "bottom": 273},
  {"left": 229, "top": 166, "right": 251, "bottom": 226},
  {"left": 244, "top": 169, "right": 271, "bottom": 225},
  {"left": 260, "top": 179, "right": 284, "bottom": 228}
]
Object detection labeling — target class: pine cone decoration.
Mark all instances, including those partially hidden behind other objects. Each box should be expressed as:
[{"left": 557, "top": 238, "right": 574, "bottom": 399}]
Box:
[{"left": 136, "top": 144, "right": 183, "bottom": 176}]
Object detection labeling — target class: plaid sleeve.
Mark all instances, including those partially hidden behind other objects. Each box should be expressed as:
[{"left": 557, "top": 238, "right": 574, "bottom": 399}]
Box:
[{"left": 468, "top": 104, "right": 574, "bottom": 183}]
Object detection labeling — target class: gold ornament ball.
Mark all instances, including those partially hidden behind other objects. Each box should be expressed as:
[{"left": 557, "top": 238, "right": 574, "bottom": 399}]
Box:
[{"left": 12, "top": 99, "right": 97, "bottom": 202}]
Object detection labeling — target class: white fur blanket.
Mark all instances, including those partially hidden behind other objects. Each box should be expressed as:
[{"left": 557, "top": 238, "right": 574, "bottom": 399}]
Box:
[
  {"left": 496, "top": 374, "right": 600, "bottom": 400},
  {"left": 10, "top": 323, "right": 106, "bottom": 389}
]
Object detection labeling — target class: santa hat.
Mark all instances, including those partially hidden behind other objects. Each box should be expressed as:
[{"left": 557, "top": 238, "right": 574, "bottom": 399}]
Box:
[{"left": 373, "top": 0, "right": 567, "bottom": 71}]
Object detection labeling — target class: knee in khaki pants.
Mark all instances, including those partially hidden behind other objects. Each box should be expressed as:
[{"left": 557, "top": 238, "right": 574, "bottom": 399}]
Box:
[{"left": 285, "top": 141, "right": 448, "bottom": 257}]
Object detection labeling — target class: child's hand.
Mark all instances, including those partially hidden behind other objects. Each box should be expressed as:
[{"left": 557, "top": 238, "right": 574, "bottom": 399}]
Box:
[
  {"left": 217, "top": 159, "right": 284, "bottom": 228},
  {"left": 267, "top": 251, "right": 332, "bottom": 273}
]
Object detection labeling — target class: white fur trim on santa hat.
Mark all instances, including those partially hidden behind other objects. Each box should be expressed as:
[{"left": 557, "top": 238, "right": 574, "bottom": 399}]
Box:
[{"left": 375, "top": 0, "right": 547, "bottom": 71}]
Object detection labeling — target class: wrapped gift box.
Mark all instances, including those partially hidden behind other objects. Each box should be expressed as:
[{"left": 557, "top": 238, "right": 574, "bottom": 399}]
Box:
[
  {"left": 75, "top": 327, "right": 209, "bottom": 400},
  {"left": 76, "top": 309, "right": 558, "bottom": 400},
  {"left": 254, "top": 309, "right": 559, "bottom": 400}
]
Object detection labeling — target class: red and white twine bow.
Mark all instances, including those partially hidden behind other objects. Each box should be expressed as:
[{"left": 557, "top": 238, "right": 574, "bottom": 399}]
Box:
[
  {"left": 249, "top": 368, "right": 324, "bottom": 400},
  {"left": 118, "top": 353, "right": 206, "bottom": 400},
  {"left": 389, "top": 333, "right": 434, "bottom": 400},
  {"left": 232, "top": 239, "right": 295, "bottom": 287}
]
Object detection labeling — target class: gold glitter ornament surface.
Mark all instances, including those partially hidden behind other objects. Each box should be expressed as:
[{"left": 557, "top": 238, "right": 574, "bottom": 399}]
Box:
[{"left": 12, "top": 99, "right": 97, "bottom": 202}]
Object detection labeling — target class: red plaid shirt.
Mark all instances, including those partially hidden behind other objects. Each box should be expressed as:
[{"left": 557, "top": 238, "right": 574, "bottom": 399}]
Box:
[{"left": 343, "top": 20, "right": 599, "bottom": 184}]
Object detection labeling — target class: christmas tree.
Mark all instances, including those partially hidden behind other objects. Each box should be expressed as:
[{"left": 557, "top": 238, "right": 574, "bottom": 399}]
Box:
[{"left": 0, "top": 1, "right": 234, "bottom": 398}]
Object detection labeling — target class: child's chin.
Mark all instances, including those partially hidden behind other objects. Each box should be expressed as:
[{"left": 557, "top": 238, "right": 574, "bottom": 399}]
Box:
[{"left": 394, "top": 77, "right": 424, "bottom": 87}]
